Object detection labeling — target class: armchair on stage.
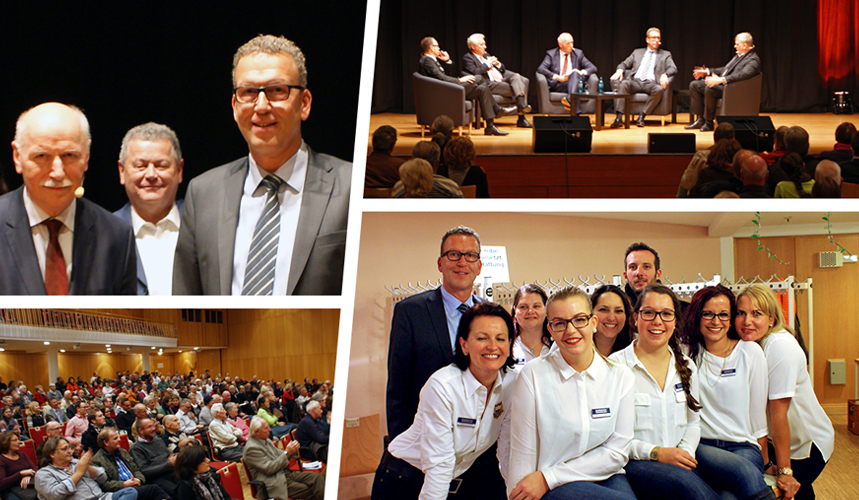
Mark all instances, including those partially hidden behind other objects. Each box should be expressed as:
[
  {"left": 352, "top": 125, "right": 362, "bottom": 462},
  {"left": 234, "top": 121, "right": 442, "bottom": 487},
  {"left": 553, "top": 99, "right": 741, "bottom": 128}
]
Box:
[
  {"left": 621, "top": 70, "right": 675, "bottom": 126},
  {"left": 716, "top": 72, "right": 762, "bottom": 116},
  {"left": 412, "top": 72, "right": 476, "bottom": 137},
  {"left": 535, "top": 72, "right": 598, "bottom": 114}
]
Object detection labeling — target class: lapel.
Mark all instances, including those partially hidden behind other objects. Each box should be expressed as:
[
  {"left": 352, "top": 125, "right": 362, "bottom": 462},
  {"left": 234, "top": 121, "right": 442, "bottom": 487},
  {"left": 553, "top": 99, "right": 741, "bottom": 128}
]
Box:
[
  {"left": 2, "top": 188, "right": 46, "bottom": 294},
  {"left": 114, "top": 203, "right": 147, "bottom": 294},
  {"left": 219, "top": 159, "right": 248, "bottom": 294},
  {"left": 428, "top": 287, "right": 454, "bottom": 358},
  {"left": 723, "top": 54, "right": 741, "bottom": 75}
]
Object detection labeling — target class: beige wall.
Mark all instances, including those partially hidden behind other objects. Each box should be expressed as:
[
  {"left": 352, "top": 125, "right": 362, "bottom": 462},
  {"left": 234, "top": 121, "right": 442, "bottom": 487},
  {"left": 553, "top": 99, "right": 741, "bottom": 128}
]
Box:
[{"left": 0, "top": 352, "right": 48, "bottom": 389}]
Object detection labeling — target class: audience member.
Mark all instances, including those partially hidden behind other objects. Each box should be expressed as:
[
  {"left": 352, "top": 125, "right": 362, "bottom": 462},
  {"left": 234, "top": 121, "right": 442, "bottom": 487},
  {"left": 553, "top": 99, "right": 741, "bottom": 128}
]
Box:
[
  {"left": 64, "top": 401, "right": 90, "bottom": 446},
  {"left": 129, "top": 418, "right": 180, "bottom": 498},
  {"left": 81, "top": 409, "right": 109, "bottom": 453},
  {"left": 35, "top": 421, "right": 64, "bottom": 464},
  {"left": 207, "top": 403, "right": 244, "bottom": 462},
  {"left": 294, "top": 401, "right": 328, "bottom": 463},
  {"left": 365, "top": 125, "right": 406, "bottom": 189},
  {"left": 197, "top": 396, "right": 217, "bottom": 427},
  {"left": 462, "top": 33, "right": 532, "bottom": 128},
  {"left": 175, "top": 400, "right": 202, "bottom": 435},
  {"left": 438, "top": 137, "right": 490, "bottom": 198},
  {"left": 0, "top": 432, "right": 38, "bottom": 500},
  {"left": 678, "top": 122, "right": 735, "bottom": 197},
  {"left": 160, "top": 415, "right": 196, "bottom": 454},
  {"left": 813, "top": 160, "right": 842, "bottom": 198},
  {"left": 173, "top": 446, "right": 233, "bottom": 500},
  {"left": 392, "top": 141, "right": 463, "bottom": 198},
  {"left": 92, "top": 428, "right": 169, "bottom": 500},
  {"left": 691, "top": 138, "right": 742, "bottom": 197},
  {"left": 769, "top": 125, "right": 818, "bottom": 194},
  {"left": 738, "top": 154, "right": 771, "bottom": 198},
  {"left": 774, "top": 152, "right": 814, "bottom": 198},
  {"left": 397, "top": 159, "right": 434, "bottom": 198},
  {"left": 760, "top": 126, "right": 789, "bottom": 166},
  {"left": 115, "top": 398, "right": 135, "bottom": 434},
  {"left": 839, "top": 132, "right": 859, "bottom": 183},
  {"left": 34, "top": 438, "right": 138, "bottom": 500},
  {"left": 224, "top": 403, "right": 249, "bottom": 445},
  {"left": 818, "top": 122, "right": 856, "bottom": 163}
]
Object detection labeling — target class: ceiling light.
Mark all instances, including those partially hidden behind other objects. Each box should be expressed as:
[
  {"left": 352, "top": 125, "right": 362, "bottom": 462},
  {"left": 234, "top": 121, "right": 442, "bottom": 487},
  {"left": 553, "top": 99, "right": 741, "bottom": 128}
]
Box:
[
  {"left": 151, "top": 347, "right": 156, "bottom": 350},
  {"left": 43, "top": 341, "right": 50, "bottom": 345},
  {"left": 0, "top": 348, "right": 4, "bottom": 352},
  {"left": 105, "top": 344, "right": 111, "bottom": 347},
  {"left": 59, "top": 349, "right": 65, "bottom": 353},
  {"left": 194, "top": 347, "right": 199, "bottom": 351}
]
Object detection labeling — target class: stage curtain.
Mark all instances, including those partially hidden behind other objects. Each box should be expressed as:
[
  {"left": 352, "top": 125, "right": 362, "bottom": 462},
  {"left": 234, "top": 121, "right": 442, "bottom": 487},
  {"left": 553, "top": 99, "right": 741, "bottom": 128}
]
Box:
[{"left": 818, "top": 0, "right": 859, "bottom": 97}]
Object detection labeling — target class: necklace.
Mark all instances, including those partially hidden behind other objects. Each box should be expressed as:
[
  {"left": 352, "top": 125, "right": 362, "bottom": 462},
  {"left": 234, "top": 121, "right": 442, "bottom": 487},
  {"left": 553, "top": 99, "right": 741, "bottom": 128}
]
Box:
[{"left": 704, "top": 339, "right": 736, "bottom": 387}]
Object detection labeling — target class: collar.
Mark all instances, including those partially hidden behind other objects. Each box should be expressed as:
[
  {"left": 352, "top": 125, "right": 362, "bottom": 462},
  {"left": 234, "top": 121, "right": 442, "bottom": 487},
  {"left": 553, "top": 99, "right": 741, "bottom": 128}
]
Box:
[
  {"left": 460, "top": 365, "right": 502, "bottom": 398},
  {"left": 440, "top": 285, "right": 474, "bottom": 310},
  {"left": 129, "top": 203, "right": 181, "bottom": 236},
  {"left": 22, "top": 187, "right": 76, "bottom": 231},
  {"left": 245, "top": 141, "right": 307, "bottom": 197},
  {"left": 549, "top": 347, "right": 606, "bottom": 381}
]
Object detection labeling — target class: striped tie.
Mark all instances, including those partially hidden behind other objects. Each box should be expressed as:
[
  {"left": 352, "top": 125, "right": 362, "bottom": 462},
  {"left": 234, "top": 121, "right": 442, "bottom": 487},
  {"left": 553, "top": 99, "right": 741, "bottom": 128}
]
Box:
[
  {"left": 635, "top": 51, "right": 655, "bottom": 81},
  {"left": 242, "top": 175, "right": 284, "bottom": 296}
]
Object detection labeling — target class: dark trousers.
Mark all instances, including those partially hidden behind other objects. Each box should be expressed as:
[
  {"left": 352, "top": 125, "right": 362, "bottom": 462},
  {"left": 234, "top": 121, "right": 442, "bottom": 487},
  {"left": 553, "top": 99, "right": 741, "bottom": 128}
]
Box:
[
  {"left": 767, "top": 441, "right": 827, "bottom": 500},
  {"left": 134, "top": 484, "right": 171, "bottom": 500},
  {"left": 616, "top": 79, "right": 664, "bottom": 115},
  {"left": 689, "top": 79, "right": 724, "bottom": 120},
  {"left": 461, "top": 75, "right": 498, "bottom": 120}
]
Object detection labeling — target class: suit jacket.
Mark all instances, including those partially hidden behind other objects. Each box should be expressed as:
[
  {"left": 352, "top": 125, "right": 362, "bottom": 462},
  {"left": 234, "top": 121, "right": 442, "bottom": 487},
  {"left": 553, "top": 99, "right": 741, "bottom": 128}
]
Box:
[
  {"left": 364, "top": 151, "right": 406, "bottom": 189},
  {"left": 616, "top": 47, "right": 677, "bottom": 80},
  {"left": 172, "top": 144, "right": 351, "bottom": 295},
  {"left": 92, "top": 448, "right": 146, "bottom": 492},
  {"left": 462, "top": 51, "right": 508, "bottom": 77},
  {"left": 242, "top": 435, "right": 294, "bottom": 500},
  {"left": 385, "top": 287, "right": 484, "bottom": 439},
  {"left": 418, "top": 54, "right": 460, "bottom": 84},
  {"left": 45, "top": 407, "right": 69, "bottom": 423},
  {"left": 711, "top": 48, "right": 761, "bottom": 84},
  {"left": 0, "top": 187, "right": 136, "bottom": 295},
  {"left": 113, "top": 200, "right": 184, "bottom": 295},
  {"left": 537, "top": 47, "right": 597, "bottom": 82}
]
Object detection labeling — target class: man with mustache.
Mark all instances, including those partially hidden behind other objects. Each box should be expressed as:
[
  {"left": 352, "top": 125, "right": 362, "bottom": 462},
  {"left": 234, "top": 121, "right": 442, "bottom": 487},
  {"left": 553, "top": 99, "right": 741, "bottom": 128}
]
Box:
[{"left": 0, "top": 102, "right": 137, "bottom": 295}]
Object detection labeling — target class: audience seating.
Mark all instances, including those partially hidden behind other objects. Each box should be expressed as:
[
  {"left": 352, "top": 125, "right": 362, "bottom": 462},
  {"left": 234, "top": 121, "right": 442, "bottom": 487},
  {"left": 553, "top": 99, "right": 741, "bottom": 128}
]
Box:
[
  {"left": 535, "top": 72, "right": 598, "bottom": 115},
  {"left": 216, "top": 462, "right": 245, "bottom": 500},
  {"left": 459, "top": 185, "right": 477, "bottom": 198},
  {"left": 363, "top": 187, "right": 392, "bottom": 198},
  {"left": 20, "top": 438, "right": 37, "bottom": 465},
  {"left": 716, "top": 73, "right": 762, "bottom": 116},
  {"left": 29, "top": 425, "right": 48, "bottom": 446},
  {"left": 240, "top": 458, "right": 272, "bottom": 500},
  {"left": 841, "top": 182, "right": 859, "bottom": 198},
  {"left": 412, "top": 72, "right": 475, "bottom": 137},
  {"left": 119, "top": 433, "right": 130, "bottom": 451}
]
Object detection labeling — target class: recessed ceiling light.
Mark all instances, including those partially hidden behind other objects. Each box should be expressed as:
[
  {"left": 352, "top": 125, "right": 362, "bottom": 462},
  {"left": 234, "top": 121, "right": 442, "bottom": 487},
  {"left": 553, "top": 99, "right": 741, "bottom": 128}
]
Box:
[
  {"left": 43, "top": 341, "right": 50, "bottom": 345},
  {"left": 0, "top": 348, "right": 4, "bottom": 352},
  {"left": 59, "top": 349, "right": 65, "bottom": 353},
  {"left": 194, "top": 347, "right": 199, "bottom": 351},
  {"left": 151, "top": 347, "right": 156, "bottom": 350},
  {"left": 178, "top": 350, "right": 182, "bottom": 353},
  {"left": 105, "top": 344, "right": 111, "bottom": 347}
]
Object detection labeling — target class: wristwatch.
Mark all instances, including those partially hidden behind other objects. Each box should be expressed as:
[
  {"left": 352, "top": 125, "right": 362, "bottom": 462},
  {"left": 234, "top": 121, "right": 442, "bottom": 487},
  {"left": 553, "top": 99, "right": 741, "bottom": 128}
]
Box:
[
  {"left": 649, "top": 446, "right": 660, "bottom": 461},
  {"left": 777, "top": 467, "right": 793, "bottom": 476}
]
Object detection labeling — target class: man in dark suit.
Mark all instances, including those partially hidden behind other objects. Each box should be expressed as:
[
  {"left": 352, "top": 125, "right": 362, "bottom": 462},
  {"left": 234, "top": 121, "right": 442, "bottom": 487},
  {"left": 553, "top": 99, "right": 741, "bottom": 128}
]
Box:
[
  {"left": 462, "top": 33, "right": 532, "bottom": 128},
  {"left": 114, "top": 122, "right": 184, "bottom": 295},
  {"left": 45, "top": 398, "right": 69, "bottom": 424},
  {"left": 687, "top": 32, "right": 761, "bottom": 131},
  {"left": 609, "top": 27, "right": 677, "bottom": 128},
  {"left": 364, "top": 125, "right": 405, "bottom": 189},
  {"left": 418, "top": 36, "right": 516, "bottom": 136},
  {"left": 386, "top": 226, "right": 484, "bottom": 439},
  {"left": 173, "top": 34, "right": 350, "bottom": 296},
  {"left": 0, "top": 102, "right": 137, "bottom": 295},
  {"left": 537, "top": 32, "right": 598, "bottom": 115}
]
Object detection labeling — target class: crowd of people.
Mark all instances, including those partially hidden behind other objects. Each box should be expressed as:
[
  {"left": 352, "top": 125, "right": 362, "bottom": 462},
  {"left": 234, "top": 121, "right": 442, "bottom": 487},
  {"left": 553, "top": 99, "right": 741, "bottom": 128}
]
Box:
[
  {"left": 0, "top": 371, "right": 330, "bottom": 500},
  {"left": 374, "top": 226, "right": 834, "bottom": 500}
]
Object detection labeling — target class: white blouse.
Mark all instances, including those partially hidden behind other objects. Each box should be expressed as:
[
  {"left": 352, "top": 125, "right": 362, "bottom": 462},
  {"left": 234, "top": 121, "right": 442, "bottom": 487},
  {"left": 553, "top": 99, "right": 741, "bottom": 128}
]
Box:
[
  {"left": 697, "top": 340, "right": 768, "bottom": 447},
  {"left": 610, "top": 343, "right": 701, "bottom": 460},
  {"left": 761, "top": 330, "right": 834, "bottom": 461},
  {"left": 388, "top": 364, "right": 516, "bottom": 500},
  {"left": 508, "top": 349, "right": 634, "bottom": 494},
  {"left": 512, "top": 336, "right": 551, "bottom": 365}
]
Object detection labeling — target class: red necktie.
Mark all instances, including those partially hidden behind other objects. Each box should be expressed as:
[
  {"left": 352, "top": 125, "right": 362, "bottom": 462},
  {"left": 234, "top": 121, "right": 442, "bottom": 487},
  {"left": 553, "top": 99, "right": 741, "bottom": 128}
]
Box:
[
  {"left": 562, "top": 54, "right": 568, "bottom": 75},
  {"left": 44, "top": 219, "right": 69, "bottom": 295}
]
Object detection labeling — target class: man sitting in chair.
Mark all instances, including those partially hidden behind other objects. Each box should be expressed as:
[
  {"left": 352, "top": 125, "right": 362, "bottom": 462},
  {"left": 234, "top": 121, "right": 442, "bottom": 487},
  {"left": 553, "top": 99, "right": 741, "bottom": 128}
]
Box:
[
  {"left": 461, "top": 33, "right": 532, "bottom": 128},
  {"left": 609, "top": 27, "right": 676, "bottom": 128},
  {"left": 537, "top": 32, "right": 598, "bottom": 115}
]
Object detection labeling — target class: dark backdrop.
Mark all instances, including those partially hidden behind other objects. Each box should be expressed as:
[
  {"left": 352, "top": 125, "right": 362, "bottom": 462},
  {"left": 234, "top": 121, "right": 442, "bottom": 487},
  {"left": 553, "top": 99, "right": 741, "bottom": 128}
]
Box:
[
  {"left": 1, "top": 2, "right": 366, "bottom": 211},
  {"left": 373, "top": 0, "right": 855, "bottom": 116}
]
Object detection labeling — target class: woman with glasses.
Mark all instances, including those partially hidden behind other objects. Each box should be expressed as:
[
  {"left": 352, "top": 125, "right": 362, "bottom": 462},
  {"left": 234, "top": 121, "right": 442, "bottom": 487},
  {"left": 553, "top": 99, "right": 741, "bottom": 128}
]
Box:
[
  {"left": 681, "top": 285, "right": 774, "bottom": 500},
  {"left": 735, "top": 285, "right": 833, "bottom": 500},
  {"left": 508, "top": 286, "right": 635, "bottom": 500},
  {"left": 591, "top": 285, "right": 634, "bottom": 357},
  {"left": 372, "top": 303, "right": 516, "bottom": 500},
  {"left": 510, "top": 284, "right": 551, "bottom": 364},
  {"left": 610, "top": 285, "right": 719, "bottom": 500}
]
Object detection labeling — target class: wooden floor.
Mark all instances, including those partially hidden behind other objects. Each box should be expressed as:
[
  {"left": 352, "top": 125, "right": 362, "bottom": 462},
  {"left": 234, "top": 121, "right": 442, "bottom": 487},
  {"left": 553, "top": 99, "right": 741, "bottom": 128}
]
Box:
[
  {"left": 369, "top": 112, "right": 856, "bottom": 156},
  {"left": 815, "top": 414, "right": 859, "bottom": 499}
]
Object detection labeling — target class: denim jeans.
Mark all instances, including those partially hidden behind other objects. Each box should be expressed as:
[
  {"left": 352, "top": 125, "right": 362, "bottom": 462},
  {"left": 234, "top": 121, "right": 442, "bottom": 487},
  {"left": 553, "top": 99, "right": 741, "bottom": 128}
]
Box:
[
  {"left": 111, "top": 487, "right": 139, "bottom": 500},
  {"left": 543, "top": 473, "right": 636, "bottom": 500},
  {"left": 625, "top": 459, "right": 721, "bottom": 500},
  {"left": 697, "top": 439, "right": 767, "bottom": 499}
]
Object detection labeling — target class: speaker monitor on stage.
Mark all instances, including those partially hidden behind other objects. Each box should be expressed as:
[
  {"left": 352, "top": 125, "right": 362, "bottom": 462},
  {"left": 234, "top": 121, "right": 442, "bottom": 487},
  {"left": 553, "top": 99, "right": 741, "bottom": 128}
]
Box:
[
  {"left": 648, "top": 133, "right": 696, "bottom": 153},
  {"left": 716, "top": 116, "right": 776, "bottom": 152},
  {"left": 532, "top": 116, "right": 592, "bottom": 153}
]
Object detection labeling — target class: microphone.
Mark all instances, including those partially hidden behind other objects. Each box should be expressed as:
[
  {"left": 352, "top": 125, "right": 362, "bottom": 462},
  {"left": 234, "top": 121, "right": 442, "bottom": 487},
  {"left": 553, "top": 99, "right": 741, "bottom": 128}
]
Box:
[{"left": 75, "top": 175, "right": 85, "bottom": 198}]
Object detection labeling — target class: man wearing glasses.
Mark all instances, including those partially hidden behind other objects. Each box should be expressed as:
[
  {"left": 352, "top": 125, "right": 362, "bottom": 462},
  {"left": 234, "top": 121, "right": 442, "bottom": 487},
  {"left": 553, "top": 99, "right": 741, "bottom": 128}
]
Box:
[
  {"left": 173, "top": 34, "right": 351, "bottom": 295},
  {"left": 386, "top": 226, "right": 485, "bottom": 440},
  {"left": 609, "top": 27, "right": 676, "bottom": 128}
]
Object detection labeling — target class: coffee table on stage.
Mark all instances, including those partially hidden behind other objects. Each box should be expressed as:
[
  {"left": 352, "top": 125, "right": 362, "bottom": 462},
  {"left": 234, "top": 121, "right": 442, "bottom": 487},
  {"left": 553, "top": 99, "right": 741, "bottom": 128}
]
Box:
[{"left": 567, "top": 92, "right": 632, "bottom": 131}]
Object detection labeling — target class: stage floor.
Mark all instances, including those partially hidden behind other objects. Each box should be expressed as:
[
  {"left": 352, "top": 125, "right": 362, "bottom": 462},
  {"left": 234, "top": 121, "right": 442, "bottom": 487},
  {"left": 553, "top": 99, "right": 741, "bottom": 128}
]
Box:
[{"left": 369, "top": 112, "right": 855, "bottom": 156}]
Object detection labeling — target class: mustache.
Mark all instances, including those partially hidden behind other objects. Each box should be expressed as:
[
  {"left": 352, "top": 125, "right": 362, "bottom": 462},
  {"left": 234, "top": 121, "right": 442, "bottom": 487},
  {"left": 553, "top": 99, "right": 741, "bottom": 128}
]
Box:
[{"left": 40, "top": 179, "right": 74, "bottom": 188}]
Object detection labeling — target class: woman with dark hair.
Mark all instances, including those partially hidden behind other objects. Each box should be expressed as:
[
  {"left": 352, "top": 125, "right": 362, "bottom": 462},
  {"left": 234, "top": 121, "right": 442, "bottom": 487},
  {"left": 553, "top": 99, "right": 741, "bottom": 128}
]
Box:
[
  {"left": 774, "top": 152, "right": 813, "bottom": 198},
  {"left": 691, "top": 138, "right": 743, "bottom": 198},
  {"left": 817, "top": 121, "right": 856, "bottom": 163},
  {"left": 372, "top": 302, "right": 517, "bottom": 500},
  {"left": 610, "top": 285, "right": 718, "bottom": 500},
  {"left": 173, "top": 445, "right": 235, "bottom": 500},
  {"left": 438, "top": 137, "right": 490, "bottom": 198},
  {"left": 591, "top": 285, "right": 634, "bottom": 356},
  {"left": 0, "top": 408, "right": 22, "bottom": 436},
  {"left": 510, "top": 284, "right": 550, "bottom": 364},
  {"left": 681, "top": 285, "right": 774, "bottom": 500},
  {"left": 508, "top": 286, "right": 636, "bottom": 500},
  {"left": 0, "top": 432, "right": 38, "bottom": 500},
  {"left": 65, "top": 379, "right": 78, "bottom": 394},
  {"left": 735, "top": 285, "right": 833, "bottom": 500}
]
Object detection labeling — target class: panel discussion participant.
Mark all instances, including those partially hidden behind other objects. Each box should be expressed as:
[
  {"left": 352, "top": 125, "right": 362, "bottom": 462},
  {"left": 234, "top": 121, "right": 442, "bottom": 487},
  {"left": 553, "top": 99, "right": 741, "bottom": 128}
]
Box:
[
  {"left": 173, "top": 34, "right": 351, "bottom": 296},
  {"left": 686, "top": 32, "right": 761, "bottom": 132},
  {"left": 114, "top": 123, "right": 184, "bottom": 295},
  {"left": 418, "top": 37, "right": 516, "bottom": 136},
  {"left": 609, "top": 27, "right": 676, "bottom": 128},
  {"left": 537, "top": 32, "right": 598, "bottom": 115},
  {"left": 462, "top": 33, "right": 532, "bottom": 128},
  {"left": 0, "top": 102, "right": 137, "bottom": 295}
]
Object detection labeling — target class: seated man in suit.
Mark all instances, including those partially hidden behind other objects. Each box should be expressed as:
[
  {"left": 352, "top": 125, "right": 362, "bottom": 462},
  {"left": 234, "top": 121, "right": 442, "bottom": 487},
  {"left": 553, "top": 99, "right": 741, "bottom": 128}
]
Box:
[
  {"left": 114, "top": 122, "right": 184, "bottom": 296},
  {"left": 45, "top": 398, "right": 69, "bottom": 424},
  {"left": 294, "top": 401, "right": 328, "bottom": 463},
  {"left": 419, "top": 36, "right": 516, "bottom": 136},
  {"left": 0, "top": 102, "right": 137, "bottom": 295},
  {"left": 364, "top": 125, "right": 406, "bottom": 189},
  {"left": 462, "top": 33, "right": 532, "bottom": 128},
  {"left": 609, "top": 27, "right": 676, "bottom": 128},
  {"left": 537, "top": 32, "right": 598, "bottom": 115},
  {"left": 686, "top": 32, "right": 761, "bottom": 131}
]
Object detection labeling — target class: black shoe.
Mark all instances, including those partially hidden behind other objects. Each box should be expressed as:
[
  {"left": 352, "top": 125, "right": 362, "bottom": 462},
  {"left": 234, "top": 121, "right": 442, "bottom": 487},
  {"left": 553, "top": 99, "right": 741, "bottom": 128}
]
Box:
[
  {"left": 494, "top": 105, "right": 517, "bottom": 117},
  {"left": 517, "top": 115, "right": 532, "bottom": 128},
  {"left": 610, "top": 116, "right": 624, "bottom": 129},
  {"left": 637, "top": 114, "right": 646, "bottom": 127},
  {"left": 700, "top": 120, "right": 715, "bottom": 132},
  {"left": 485, "top": 123, "right": 509, "bottom": 136},
  {"left": 685, "top": 117, "right": 706, "bottom": 130}
]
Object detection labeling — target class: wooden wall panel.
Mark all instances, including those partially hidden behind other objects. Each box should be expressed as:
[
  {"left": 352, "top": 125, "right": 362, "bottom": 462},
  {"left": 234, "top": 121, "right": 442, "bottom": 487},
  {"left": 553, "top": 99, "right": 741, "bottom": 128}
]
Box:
[
  {"left": 149, "top": 353, "right": 175, "bottom": 375},
  {"left": 0, "top": 352, "right": 48, "bottom": 388},
  {"left": 57, "top": 353, "right": 142, "bottom": 381},
  {"left": 195, "top": 350, "right": 222, "bottom": 376},
  {"left": 733, "top": 236, "right": 797, "bottom": 280}
]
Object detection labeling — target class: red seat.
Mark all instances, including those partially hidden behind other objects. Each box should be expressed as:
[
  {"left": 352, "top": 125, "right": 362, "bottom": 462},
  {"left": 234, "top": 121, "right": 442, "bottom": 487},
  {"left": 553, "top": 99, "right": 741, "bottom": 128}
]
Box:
[
  {"left": 119, "top": 433, "right": 130, "bottom": 451},
  {"left": 29, "top": 426, "right": 48, "bottom": 447},
  {"left": 20, "top": 439, "right": 37, "bottom": 465},
  {"left": 288, "top": 429, "right": 325, "bottom": 473},
  {"left": 216, "top": 463, "right": 244, "bottom": 500}
]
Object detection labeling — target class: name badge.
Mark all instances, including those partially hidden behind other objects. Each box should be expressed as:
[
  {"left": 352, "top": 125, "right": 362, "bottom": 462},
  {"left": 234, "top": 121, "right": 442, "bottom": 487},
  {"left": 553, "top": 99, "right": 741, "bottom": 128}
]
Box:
[
  {"left": 591, "top": 408, "right": 611, "bottom": 419},
  {"left": 674, "top": 383, "right": 684, "bottom": 392},
  {"left": 493, "top": 402, "right": 504, "bottom": 419},
  {"left": 456, "top": 417, "right": 477, "bottom": 427},
  {"left": 516, "top": 357, "right": 526, "bottom": 365},
  {"left": 721, "top": 368, "right": 736, "bottom": 377}
]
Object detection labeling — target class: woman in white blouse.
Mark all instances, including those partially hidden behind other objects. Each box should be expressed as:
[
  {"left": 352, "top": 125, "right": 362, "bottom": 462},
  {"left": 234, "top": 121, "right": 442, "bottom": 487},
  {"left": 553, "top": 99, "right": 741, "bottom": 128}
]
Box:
[
  {"left": 736, "top": 285, "right": 834, "bottom": 500},
  {"left": 371, "top": 302, "right": 517, "bottom": 500},
  {"left": 591, "top": 285, "right": 634, "bottom": 357},
  {"left": 610, "top": 285, "right": 720, "bottom": 500},
  {"left": 682, "top": 285, "right": 775, "bottom": 500},
  {"left": 510, "top": 284, "right": 551, "bottom": 364},
  {"left": 508, "top": 285, "right": 636, "bottom": 500}
]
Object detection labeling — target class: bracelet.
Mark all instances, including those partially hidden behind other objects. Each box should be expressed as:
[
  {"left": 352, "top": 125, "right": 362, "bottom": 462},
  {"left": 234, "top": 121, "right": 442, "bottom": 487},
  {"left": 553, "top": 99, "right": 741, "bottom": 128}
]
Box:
[{"left": 763, "top": 461, "right": 775, "bottom": 471}]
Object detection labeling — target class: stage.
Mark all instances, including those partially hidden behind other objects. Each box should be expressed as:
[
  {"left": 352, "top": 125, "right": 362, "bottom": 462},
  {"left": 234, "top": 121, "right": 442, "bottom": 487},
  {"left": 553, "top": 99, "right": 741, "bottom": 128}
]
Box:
[{"left": 366, "top": 112, "right": 854, "bottom": 197}]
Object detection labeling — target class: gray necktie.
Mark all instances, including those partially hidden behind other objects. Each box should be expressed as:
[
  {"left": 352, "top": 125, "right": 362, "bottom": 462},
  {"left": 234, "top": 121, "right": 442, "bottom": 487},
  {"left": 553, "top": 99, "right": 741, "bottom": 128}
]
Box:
[
  {"left": 635, "top": 50, "right": 655, "bottom": 81},
  {"left": 242, "top": 175, "right": 284, "bottom": 296}
]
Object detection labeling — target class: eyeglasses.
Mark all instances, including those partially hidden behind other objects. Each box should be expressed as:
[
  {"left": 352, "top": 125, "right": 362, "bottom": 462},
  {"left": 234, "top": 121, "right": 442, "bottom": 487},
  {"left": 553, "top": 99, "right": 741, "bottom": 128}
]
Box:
[
  {"left": 441, "top": 250, "right": 481, "bottom": 262},
  {"left": 638, "top": 309, "right": 676, "bottom": 322},
  {"left": 548, "top": 315, "right": 592, "bottom": 332},
  {"left": 234, "top": 84, "right": 305, "bottom": 104},
  {"left": 701, "top": 311, "right": 731, "bottom": 322}
]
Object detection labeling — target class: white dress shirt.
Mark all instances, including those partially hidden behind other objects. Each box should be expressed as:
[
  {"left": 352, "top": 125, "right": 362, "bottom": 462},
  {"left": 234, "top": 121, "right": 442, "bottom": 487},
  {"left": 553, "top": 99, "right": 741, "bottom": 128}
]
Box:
[
  {"left": 697, "top": 340, "right": 768, "bottom": 447},
  {"left": 176, "top": 409, "right": 198, "bottom": 434},
  {"left": 388, "top": 365, "right": 516, "bottom": 500},
  {"left": 23, "top": 187, "right": 75, "bottom": 281},
  {"left": 508, "top": 349, "right": 634, "bottom": 494},
  {"left": 511, "top": 337, "right": 551, "bottom": 366},
  {"left": 610, "top": 343, "right": 701, "bottom": 460},
  {"left": 761, "top": 330, "right": 834, "bottom": 461},
  {"left": 129, "top": 203, "right": 180, "bottom": 295},
  {"left": 231, "top": 142, "right": 308, "bottom": 295}
]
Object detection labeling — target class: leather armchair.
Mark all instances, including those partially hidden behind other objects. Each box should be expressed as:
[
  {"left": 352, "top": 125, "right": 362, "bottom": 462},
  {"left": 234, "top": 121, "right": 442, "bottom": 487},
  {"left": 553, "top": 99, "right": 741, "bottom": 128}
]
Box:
[
  {"left": 716, "top": 73, "right": 762, "bottom": 116},
  {"left": 535, "top": 72, "right": 598, "bottom": 114},
  {"left": 622, "top": 71, "right": 674, "bottom": 125}
]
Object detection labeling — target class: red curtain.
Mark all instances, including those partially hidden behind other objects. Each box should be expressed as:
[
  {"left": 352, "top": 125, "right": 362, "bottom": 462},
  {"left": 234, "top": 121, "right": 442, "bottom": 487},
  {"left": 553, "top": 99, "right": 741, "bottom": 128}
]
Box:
[{"left": 818, "top": 0, "right": 859, "bottom": 86}]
